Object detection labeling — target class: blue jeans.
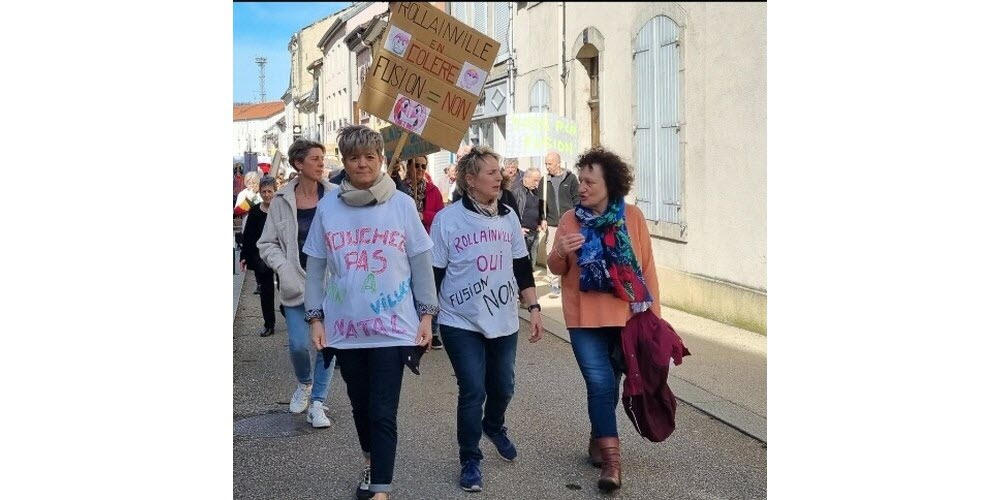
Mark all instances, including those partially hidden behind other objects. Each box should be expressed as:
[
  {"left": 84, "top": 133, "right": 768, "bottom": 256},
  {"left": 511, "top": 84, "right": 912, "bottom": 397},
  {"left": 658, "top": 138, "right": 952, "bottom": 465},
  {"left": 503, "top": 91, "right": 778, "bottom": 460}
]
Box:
[
  {"left": 336, "top": 346, "right": 406, "bottom": 494},
  {"left": 440, "top": 324, "right": 518, "bottom": 462},
  {"left": 284, "top": 305, "right": 334, "bottom": 402},
  {"left": 569, "top": 327, "right": 624, "bottom": 438}
]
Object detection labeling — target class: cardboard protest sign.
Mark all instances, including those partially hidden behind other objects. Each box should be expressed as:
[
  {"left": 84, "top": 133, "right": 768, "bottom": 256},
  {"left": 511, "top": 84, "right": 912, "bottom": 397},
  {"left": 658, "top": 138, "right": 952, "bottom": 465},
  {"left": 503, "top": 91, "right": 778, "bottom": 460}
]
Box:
[
  {"left": 358, "top": 1, "right": 500, "bottom": 152},
  {"left": 380, "top": 124, "right": 441, "bottom": 160},
  {"left": 506, "top": 113, "right": 580, "bottom": 159}
]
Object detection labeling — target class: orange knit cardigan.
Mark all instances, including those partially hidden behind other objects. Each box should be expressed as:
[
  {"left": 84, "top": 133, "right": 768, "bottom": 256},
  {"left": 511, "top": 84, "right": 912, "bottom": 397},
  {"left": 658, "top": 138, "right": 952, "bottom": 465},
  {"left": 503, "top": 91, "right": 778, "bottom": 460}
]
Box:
[{"left": 546, "top": 204, "right": 661, "bottom": 328}]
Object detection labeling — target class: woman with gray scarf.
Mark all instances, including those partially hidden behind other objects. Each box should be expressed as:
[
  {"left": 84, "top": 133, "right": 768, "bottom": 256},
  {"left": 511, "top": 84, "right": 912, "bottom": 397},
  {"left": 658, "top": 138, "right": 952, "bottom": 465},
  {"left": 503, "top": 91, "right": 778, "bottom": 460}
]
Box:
[{"left": 302, "top": 125, "right": 437, "bottom": 500}]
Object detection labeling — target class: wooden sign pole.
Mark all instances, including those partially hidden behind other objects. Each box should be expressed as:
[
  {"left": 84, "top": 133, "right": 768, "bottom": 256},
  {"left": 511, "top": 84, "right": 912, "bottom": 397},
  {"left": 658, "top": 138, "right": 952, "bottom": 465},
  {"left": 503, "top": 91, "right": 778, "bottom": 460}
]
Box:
[{"left": 389, "top": 130, "right": 409, "bottom": 171}]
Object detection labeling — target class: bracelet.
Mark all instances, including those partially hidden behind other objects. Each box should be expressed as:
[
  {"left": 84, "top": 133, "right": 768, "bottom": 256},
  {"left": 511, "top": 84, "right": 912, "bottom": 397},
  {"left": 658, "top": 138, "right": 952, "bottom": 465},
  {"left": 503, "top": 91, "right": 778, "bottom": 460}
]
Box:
[
  {"left": 555, "top": 248, "right": 566, "bottom": 259},
  {"left": 415, "top": 302, "right": 440, "bottom": 316},
  {"left": 304, "top": 308, "right": 324, "bottom": 324},
  {"left": 527, "top": 304, "right": 541, "bottom": 313}
]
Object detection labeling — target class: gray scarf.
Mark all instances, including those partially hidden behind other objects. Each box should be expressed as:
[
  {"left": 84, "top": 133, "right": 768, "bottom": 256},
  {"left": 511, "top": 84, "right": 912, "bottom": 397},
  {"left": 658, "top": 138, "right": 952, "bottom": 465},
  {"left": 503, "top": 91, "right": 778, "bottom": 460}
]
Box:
[
  {"left": 339, "top": 173, "right": 396, "bottom": 207},
  {"left": 469, "top": 193, "right": 499, "bottom": 217}
]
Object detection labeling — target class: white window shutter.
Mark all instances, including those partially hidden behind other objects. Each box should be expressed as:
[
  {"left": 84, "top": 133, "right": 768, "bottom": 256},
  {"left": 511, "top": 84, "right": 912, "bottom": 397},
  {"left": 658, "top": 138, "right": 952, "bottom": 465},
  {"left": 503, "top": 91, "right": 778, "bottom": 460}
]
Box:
[
  {"left": 633, "top": 15, "right": 681, "bottom": 223},
  {"left": 473, "top": 2, "right": 488, "bottom": 34},
  {"left": 633, "top": 26, "right": 656, "bottom": 221},
  {"left": 453, "top": 2, "right": 466, "bottom": 24},
  {"left": 493, "top": 2, "right": 510, "bottom": 59}
]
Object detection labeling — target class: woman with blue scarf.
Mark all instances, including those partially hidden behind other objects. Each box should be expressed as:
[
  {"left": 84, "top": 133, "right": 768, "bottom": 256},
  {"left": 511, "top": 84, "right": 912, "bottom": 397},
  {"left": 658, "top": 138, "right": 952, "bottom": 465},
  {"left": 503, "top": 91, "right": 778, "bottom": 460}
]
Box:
[{"left": 546, "top": 147, "right": 662, "bottom": 492}]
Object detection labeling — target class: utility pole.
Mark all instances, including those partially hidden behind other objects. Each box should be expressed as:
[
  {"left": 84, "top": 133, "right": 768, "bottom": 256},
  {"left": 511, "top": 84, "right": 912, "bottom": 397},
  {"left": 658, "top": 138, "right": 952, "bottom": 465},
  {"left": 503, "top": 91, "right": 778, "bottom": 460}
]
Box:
[{"left": 255, "top": 56, "right": 267, "bottom": 103}]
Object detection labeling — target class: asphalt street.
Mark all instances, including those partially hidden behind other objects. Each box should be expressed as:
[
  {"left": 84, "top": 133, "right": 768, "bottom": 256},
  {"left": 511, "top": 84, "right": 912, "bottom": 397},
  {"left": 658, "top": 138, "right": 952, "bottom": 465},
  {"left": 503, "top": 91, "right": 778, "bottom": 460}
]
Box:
[{"left": 234, "top": 274, "right": 766, "bottom": 500}]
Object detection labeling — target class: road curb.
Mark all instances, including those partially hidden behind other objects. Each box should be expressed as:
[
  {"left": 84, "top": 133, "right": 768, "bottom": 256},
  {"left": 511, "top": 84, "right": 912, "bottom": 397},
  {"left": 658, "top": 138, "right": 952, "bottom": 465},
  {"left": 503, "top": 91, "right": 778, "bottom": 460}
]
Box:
[{"left": 233, "top": 269, "right": 246, "bottom": 323}]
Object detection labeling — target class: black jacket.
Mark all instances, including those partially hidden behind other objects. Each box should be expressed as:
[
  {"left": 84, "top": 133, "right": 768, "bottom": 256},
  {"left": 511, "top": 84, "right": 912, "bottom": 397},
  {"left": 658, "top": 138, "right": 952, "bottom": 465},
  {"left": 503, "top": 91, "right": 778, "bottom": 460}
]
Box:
[
  {"left": 240, "top": 204, "right": 268, "bottom": 272},
  {"left": 544, "top": 171, "right": 580, "bottom": 226},
  {"left": 511, "top": 181, "right": 544, "bottom": 230}
]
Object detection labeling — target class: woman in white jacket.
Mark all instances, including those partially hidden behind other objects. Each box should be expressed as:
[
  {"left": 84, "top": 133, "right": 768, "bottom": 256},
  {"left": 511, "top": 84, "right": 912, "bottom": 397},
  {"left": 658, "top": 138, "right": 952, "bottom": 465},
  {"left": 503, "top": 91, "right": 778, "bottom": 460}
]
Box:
[{"left": 257, "top": 139, "right": 336, "bottom": 428}]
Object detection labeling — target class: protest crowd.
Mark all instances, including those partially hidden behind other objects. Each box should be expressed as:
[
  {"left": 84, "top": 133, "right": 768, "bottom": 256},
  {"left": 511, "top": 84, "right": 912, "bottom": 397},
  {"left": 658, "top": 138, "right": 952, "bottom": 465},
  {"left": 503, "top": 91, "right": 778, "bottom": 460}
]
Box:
[{"left": 232, "top": 125, "right": 685, "bottom": 500}]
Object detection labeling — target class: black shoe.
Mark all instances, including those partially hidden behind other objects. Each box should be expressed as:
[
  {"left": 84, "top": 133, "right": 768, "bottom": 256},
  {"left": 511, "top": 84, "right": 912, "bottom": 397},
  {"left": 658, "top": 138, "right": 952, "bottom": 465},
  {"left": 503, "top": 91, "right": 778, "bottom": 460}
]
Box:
[
  {"left": 355, "top": 465, "right": 373, "bottom": 499},
  {"left": 253, "top": 285, "right": 262, "bottom": 295},
  {"left": 431, "top": 335, "right": 444, "bottom": 350},
  {"left": 259, "top": 326, "right": 275, "bottom": 337}
]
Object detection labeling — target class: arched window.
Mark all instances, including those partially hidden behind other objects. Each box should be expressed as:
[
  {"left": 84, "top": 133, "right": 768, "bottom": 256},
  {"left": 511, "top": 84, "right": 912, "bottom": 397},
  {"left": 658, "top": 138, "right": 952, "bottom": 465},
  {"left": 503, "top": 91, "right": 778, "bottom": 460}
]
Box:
[
  {"left": 529, "top": 79, "right": 551, "bottom": 112},
  {"left": 633, "top": 15, "right": 681, "bottom": 224}
]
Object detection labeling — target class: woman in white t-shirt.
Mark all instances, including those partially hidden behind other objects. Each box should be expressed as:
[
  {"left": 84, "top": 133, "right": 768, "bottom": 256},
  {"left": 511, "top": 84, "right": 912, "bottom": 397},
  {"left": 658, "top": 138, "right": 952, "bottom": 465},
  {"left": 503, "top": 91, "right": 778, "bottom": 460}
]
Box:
[
  {"left": 303, "top": 125, "right": 436, "bottom": 500},
  {"left": 429, "top": 145, "right": 544, "bottom": 493}
]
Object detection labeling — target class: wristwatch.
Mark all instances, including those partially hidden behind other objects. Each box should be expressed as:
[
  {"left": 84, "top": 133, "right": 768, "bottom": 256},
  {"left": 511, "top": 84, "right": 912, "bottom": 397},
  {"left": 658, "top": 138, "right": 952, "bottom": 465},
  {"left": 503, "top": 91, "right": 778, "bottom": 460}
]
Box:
[{"left": 527, "top": 304, "right": 541, "bottom": 313}]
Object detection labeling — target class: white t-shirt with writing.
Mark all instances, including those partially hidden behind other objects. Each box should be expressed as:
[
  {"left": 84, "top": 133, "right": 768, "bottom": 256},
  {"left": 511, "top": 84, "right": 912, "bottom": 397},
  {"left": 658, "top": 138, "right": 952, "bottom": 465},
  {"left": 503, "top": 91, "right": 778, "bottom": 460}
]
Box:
[
  {"left": 303, "top": 188, "right": 434, "bottom": 349},
  {"left": 430, "top": 202, "right": 528, "bottom": 339}
]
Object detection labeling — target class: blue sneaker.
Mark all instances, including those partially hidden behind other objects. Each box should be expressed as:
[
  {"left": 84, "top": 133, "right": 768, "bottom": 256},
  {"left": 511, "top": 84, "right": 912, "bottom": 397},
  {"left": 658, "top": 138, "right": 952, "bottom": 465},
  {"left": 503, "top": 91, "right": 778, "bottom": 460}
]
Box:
[
  {"left": 460, "top": 459, "right": 483, "bottom": 492},
  {"left": 485, "top": 427, "right": 518, "bottom": 461}
]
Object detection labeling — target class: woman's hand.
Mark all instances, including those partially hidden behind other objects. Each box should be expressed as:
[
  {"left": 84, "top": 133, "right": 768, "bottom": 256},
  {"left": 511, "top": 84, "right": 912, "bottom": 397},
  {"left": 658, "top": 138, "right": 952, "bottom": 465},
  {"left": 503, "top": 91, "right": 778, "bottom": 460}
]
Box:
[
  {"left": 310, "top": 321, "right": 326, "bottom": 350},
  {"left": 416, "top": 315, "right": 433, "bottom": 347},
  {"left": 556, "top": 233, "right": 585, "bottom": 258},
  {"left": 239, "top": 259, "right": 247, "bottom": 272},
  {"left": 529, "top": 310, "right": 544, "bottom": 343}
]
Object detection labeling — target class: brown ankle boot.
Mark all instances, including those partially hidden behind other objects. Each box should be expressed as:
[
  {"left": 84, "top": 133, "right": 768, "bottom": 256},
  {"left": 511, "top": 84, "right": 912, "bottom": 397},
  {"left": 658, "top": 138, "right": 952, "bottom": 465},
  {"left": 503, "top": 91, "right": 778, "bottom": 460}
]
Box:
[
  {"left": 595, "top": 436, "right": 622, "bottom": 491},
  {"left": 588, "top": 437, "right": 603, "bottom": 468}
]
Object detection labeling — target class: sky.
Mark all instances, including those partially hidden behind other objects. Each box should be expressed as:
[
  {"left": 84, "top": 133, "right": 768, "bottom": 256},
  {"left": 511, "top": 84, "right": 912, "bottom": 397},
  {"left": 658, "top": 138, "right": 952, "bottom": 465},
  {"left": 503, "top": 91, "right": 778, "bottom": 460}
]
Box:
[{"left": 233, "top": 2, "right": 351, "bottom": 105}]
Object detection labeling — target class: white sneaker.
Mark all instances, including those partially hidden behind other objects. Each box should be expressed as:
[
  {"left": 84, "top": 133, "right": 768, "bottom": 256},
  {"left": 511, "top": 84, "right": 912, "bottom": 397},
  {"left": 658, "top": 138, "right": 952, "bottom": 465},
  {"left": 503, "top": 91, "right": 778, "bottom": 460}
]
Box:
[
  {"left": 549, "top": 285, "right": 561, "bottom": 297},
  {"left": 306, "top": 401, "right": 331, "bottom": 428},
  {"left": 289, "top": 383, "right": 312, "bottom": 413}
]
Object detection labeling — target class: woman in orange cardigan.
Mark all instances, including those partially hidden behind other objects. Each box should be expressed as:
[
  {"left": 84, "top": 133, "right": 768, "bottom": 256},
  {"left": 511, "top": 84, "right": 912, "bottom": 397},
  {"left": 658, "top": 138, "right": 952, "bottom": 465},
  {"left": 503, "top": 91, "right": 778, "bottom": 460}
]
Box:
[{"left": 547, "top": 147, "right": 661, "bottom": 492}]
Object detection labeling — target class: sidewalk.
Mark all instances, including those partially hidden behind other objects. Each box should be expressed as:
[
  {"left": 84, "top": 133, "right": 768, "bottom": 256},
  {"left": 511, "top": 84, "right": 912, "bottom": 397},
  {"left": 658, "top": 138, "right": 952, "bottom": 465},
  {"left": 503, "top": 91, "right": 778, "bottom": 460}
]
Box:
[{"left": 520, "top": 270, "right": 767, "bottom": 442}]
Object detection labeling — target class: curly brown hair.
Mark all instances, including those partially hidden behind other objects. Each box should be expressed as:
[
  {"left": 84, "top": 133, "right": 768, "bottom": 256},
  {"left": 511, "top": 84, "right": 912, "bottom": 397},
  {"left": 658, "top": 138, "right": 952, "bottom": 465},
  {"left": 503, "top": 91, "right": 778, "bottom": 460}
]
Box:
[{"left": 575, "top": 147, "right": 634, "bottom": 201}]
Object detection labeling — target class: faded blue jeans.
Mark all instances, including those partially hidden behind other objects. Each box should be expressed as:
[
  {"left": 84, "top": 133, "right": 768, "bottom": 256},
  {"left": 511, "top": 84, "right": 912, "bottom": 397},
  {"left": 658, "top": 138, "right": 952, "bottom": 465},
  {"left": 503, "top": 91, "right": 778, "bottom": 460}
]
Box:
[
  {"left": 284, "top": 304, "right": 334, "bottom": 402},
  {"left": 440, "top": 324, "right": 518, "bottom": 462},
  {"left": 569, "top": 327, "right": 624, "bottom": 438}
]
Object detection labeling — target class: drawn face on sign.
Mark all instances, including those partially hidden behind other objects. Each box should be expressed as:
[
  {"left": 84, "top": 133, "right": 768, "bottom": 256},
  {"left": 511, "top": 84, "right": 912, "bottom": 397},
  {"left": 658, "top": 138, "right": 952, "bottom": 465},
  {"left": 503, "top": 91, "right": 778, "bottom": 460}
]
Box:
[
  {"left": 462, "top": 69, "right": 480, "bottom": 89},
  {"left": 456, "top": 62, "right": 487, "bottom": 95},
  {"left": 391, "top": 33, "right": 408, "bottom": 55},
  {"left": 384, "top": 26, "right": 411, "bottom": 57},
  {"left": 389, "top": 94, "right": 429, "bottom": 135}
]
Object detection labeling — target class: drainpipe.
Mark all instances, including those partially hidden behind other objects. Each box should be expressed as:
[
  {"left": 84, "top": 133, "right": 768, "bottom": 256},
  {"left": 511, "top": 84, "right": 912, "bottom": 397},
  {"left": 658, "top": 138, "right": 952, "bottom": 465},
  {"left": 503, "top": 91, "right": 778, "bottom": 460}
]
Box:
[
  {"left": 560, "top": 1, "right": 566, "bottom": 119},
  {"left": 508, "top": 2, "right": 515, "bottom": 116},
  {"left": 347, "top": 47, "right": 353, "bottom": 130}
]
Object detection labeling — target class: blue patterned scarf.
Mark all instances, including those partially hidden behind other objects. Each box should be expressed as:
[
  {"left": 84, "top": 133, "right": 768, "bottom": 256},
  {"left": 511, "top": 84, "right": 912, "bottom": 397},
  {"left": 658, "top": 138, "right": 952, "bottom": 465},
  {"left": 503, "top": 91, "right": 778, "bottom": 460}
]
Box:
[{"left": 575, "top": 198, "right": 653, "bottom": 312}]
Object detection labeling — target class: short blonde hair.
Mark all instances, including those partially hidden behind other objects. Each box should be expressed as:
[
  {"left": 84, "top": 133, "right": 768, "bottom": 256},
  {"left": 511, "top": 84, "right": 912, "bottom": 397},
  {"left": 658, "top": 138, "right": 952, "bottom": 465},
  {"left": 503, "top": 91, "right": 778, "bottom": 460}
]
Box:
[
  {"left": 337, "top": 125, "right": 384, "bottom": 159},
  {"left": 455, "top": 145, "right": 502, "bottom": 196}
]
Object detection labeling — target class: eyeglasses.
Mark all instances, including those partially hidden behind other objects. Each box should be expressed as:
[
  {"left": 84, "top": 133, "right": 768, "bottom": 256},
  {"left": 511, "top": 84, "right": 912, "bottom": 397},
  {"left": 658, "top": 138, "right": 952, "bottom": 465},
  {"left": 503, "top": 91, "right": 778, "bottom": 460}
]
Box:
[{"left": 414, "top": 163, "right": 428, "bottom": 169}]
